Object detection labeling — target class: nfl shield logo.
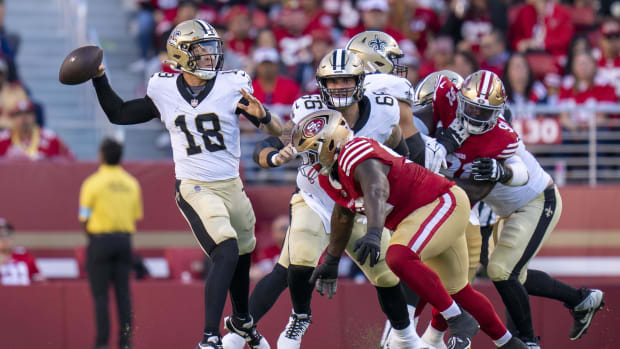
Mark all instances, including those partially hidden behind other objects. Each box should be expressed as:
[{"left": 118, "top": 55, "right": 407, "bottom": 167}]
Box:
[{"left": 191, "top": 99, "right": 199, "bottom": 107}]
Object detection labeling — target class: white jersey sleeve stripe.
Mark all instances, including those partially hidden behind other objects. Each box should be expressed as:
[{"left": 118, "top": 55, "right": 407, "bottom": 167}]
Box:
[
  {"left": 340, "top": 142, "right": 372, "bottom": 172},
  {"left": 345, "top": 148, "right": 374, "bottom": 176},
  {"left": 339, "top": 139, "right": 370, "bottom": 162}
]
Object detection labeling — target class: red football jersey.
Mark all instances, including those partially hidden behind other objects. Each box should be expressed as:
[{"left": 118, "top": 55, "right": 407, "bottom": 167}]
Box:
[
  {"left": 0, "top": 247, "right": 40, "bottom": 286},
  {"left": 431, "top": 75, "right": 460, "bottom": 134},
  {"left": 430, "top": 75, "right": 520, "bottom": 178},
  {"left": 318, "top": 138, "right": 454, "bottom": 230},
  {"left": 444, "top": 118, "right": 520, "bottom": 179}
]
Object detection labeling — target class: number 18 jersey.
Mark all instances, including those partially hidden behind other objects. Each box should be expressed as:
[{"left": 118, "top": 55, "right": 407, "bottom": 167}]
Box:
[{"left": 147, "top": 71, "right": 252, "bottom": 182}]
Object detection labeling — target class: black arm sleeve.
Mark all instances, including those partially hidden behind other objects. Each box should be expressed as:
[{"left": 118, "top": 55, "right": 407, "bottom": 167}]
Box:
[
  {"left": 393, "top": 137, "right": 410, "bottom": 158},
  {"left": 235, "top": 97, "right": 262, "bottom": 127},
  {"left": 405, "top": 133, "right": 425, "bottom": 166},
  {"left": 252, "top": 136, "right": 285, "bottom": 164},
  {"left": 92, "top": 74, "right": 160, "bottom": 125}
]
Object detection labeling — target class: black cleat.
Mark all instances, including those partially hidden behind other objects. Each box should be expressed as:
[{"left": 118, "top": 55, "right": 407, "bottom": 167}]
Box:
[
  {"left": 568, "top": 288, "right": 605, "bottom": 340},
  {"left": 224, "top": 315, "right": 270, "bottom": 349},
  {"left": 498, "top": 336, "right": 528, "bottom": 349},
  {"left": 446, "top": 310, "right": 479, "bottom": 349}
]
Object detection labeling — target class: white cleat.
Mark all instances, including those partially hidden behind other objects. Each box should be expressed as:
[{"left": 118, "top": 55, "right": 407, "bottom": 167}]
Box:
[
  {"left": 387, "top": 323, "right": 431, "bottom": 349},
  {"left": 222, "top": 333, "right": 246, "bottom": 349},
  {"left": 421, "top": 323, "right": 448, "bottom": 349},
  {"left": 277, "top": 312, "right": 311, "bottom": 349}
]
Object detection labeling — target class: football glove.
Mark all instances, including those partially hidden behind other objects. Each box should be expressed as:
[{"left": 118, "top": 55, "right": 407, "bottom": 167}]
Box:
[
  {"left": 437, "top": 118, "right": 469, "bottom": 153},
  {"left": 353, "top": 227, "right": 382, "bottom": 267},
  {"left": 472, "top": 157, "right": 513, "bottom": 183},
  {"left": 309, "top": 253, "right": 340, "bottom": 299},
  {"left": 423, "top": 136, "right": 448, "bottom": 173}
]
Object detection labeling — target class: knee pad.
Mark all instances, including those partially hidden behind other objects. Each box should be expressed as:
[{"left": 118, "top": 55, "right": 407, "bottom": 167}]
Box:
[
  {"left": 290, "top": 240, "right": 323, "bottom": 267},
  {"left": 486, "top": 260, "right": 512, "bottom": 282},
  {"left": 368, "top": 268, "right": 400, "bottom": 288},
  {"left": 385, "top": 244, "right": 419, "bottom": 274}
]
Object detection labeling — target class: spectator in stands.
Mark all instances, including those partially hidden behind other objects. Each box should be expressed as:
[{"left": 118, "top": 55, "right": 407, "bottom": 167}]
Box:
[
  {"left": 402, "top": 0, "right": 441, "bottom": 56},
  {"left": 155, "top": 0, "right": 198, "bottom": 53},
  {"left": 341, "top": 0, "right": 416, "bottom": 57},
  {"left": 129, "top": 0, "right": 156, "bottom": 73},
  {"left": 294, "top": 28, "right": 334, "bottom": 94},
  {"left": 0, "top": 57, "right": 27, "bottom": 129},
  {"left": 559, "top": 52, "right": 617, "bottom": 133},
  {"left": 480, "top": 29, "right": 510, "bottom": 77},
  {"left": 595, "top": 20, "right": 620, "bottom": 96},
  {"left": 255, "top": 28, "right": 277, "bottom": 49},
  {"left": 0, "top": 100, "right": 74, "bottom": 161},
  {"left": 418, "top": 35, "right": 454, "bottom": 79},
  {"left": 451, "top": 50, "right": 479, "bottom": 80},
  {"left": 0, "top": 218, "right": 44, "bottom": 286},
  {"left": 250, "top": 215, "right": 289, "bottom": 281},
  {"left": 272, "top": 6, "right": 313, "bottom": 68},
  {"left": 442, "top": 0, "right": 507, "bottom": 54},
  {"left": 251, "top": 47, "right": 301, "bottom": 121},
  {"left": 223, "top": 5, "right": 254, "bottom": 61},
  {"left": 300, "top": 0, "right": 335, "bottom": 35},
  {"left": 565, "top": 35, "right": 593, "bottom": 78},
  {"left": 510, "top": 0, "right": 574, "bottom": 59},
  {"left": 0, "top": 1, "right": 20, "bottom": 64},
  {"left": 79, "top": 138, "right": 143, "bottom": 349},
  {"left": 504, "top": 53, "right": 548, "bottom": 106}
]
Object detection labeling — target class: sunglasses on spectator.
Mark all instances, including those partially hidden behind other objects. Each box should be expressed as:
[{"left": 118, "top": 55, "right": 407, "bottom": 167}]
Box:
[{"left": 605, "top": 34, "right": 620, "bottom": 39}]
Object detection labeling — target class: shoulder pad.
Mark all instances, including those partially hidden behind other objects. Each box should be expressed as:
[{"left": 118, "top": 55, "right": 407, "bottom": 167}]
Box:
[
  {"left": 291, "top": 94, "right": 329, "bottom": 124},
  {"left": 365, "top": 73, "right": 414, "bottom": 105}
]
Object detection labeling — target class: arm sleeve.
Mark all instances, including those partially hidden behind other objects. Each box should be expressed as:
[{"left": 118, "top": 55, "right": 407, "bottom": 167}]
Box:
[
  {"left": 92, "top": 74, "right": 160, "bottom": 125},
  {"left": 405, "top": 133, "right": 425, "bottom": 166},
  {"left": 393, "top": 136, "right": 409, "bottom": 158},
  {"left": 253, "top": 136, "right": 285, "bottom": 164}
]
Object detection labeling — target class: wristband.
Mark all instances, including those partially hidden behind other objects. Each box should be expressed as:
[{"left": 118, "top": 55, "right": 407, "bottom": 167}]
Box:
[
  {"left": 266, "top": 150, "right": 279, "bottom": 167},
  {"left": 260, "top": 110, "right": 272, "bottom": 125}
]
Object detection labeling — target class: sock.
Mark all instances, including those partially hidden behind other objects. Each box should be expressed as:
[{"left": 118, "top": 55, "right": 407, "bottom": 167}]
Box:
[
  {"left": 401, "top": 282, "right": 421, "bottom": 307},
  {"left": 385, "top": 245, "right": 454, "bottom": 312},
  {"left": 376, "top": 285, "right": 410, "bottom": 330},
  {"left": 493, "top": 331, "right": 512, "bottom": 347},
  {"left": 414, "top": 298, "right": 428, "bottom": 318},
  {"left": 229, "top": 253, "right": 251, "bottom": 318},
  {"left": 288, "top": 264, "right": 315, "bottom": 315},
  {"left": 440, "top": 301, "right": 461, "bottom": 319},
  {"left": 204, "top": 239, "right": 239, "bottom": 336},
  {"left": 524, "top": 269, "right": 583, "bottom": 307},
  {"left": 493, "top": 279, "right": 535, "bottom": 340},
  {"left": 431, "top": 306, "right": 448, "bottom": 331},
  {"left": 248, "top": 263, "right": 288, "bottom": 322},
  {"left": 452, "top": 284, "right": 507, "bottom": 340}
]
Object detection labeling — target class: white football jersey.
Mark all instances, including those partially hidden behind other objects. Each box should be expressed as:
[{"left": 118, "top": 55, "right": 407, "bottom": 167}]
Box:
[
  {"left": 292, "top": 93, "right": 400, "bottom": 233},
  {"left": 147, "top": 71, "right": 252, "bottom": 182},
  {"left": 364, "top": 73, "right": 415, "bottom": 106},
  {"left": 483, "top": 141, "right": 552, "bottom": 217}
]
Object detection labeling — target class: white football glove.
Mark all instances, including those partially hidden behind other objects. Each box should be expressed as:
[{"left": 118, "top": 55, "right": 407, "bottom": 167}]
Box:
[{"left": 423, "top": 135, "right": 447, "bottom": 173}]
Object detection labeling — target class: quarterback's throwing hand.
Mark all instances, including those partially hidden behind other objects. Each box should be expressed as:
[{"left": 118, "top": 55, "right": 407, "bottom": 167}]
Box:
[
  {"left": 309, "top": 253, "right": 340, "bottom": 299},
  {"left": 237, "top": 89, "right": 266, "bottom": 119}
]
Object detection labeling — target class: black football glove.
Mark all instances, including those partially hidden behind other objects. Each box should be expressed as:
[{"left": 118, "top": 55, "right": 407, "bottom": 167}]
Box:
[
  {"left": 436, "top": 118, "right": 469, "bottom": 153},
  {"left": 353, "top": 227, "right": 382, "bottom": 267},
  {"left": 472, "top": 157, "right": 513, "bottom": 183},
  {"left": 309, "top": 253, "right": 340, "bottom": 299}
]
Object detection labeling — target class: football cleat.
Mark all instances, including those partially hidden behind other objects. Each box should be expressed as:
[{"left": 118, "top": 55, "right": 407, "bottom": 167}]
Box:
[
  {"left": 277, "top": 312, "right": 312, "bottom": 349},
  {"left": 421, "top": 323, "right": 448, "bottom": 349},
  {"left": 223, "top": 315, "right": 270, "bottom": 349},
  {"left": 221, "top": 333, "right": 246, "bottom": 349},
  {"left": 498, "top": 336, "right": 528, "bottom": 349},
  {"left": 446, "top": 310, "right": 478, "bottom": 349},
  {"left": 386, "top": 323, "right": 428, "bottom": 349},
  {"left": 197, "top": 335, "right": 223, "bottom": 349},
  {"left": 568, "top": 288, "right": 605, "bottom": 340}
]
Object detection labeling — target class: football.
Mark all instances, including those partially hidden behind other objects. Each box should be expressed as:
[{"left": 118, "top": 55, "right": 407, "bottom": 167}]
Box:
[{"left": 58, "top": 45, "right": 103, "bottom": 85}]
